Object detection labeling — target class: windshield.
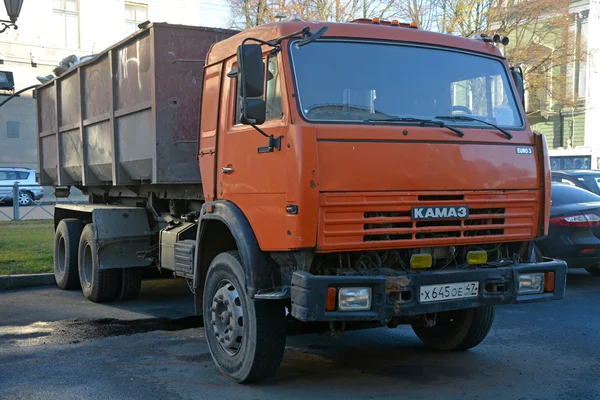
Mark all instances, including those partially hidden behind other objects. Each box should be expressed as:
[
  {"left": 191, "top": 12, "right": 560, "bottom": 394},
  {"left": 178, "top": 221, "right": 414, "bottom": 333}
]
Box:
[{"left": 290, "top": 40, "right": 523, "bottom": 128}]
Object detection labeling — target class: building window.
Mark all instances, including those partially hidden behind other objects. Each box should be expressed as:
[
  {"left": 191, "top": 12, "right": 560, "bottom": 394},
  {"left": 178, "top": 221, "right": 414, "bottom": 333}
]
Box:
[
  {"left": 53, "top": 0, "right": 79, "bottom": 49},
  {"left": 7, "top": 121, "right": 19, "bottom": 138},
  {"left": 125, "top": 2, "right": 148, "bottom": 34}
]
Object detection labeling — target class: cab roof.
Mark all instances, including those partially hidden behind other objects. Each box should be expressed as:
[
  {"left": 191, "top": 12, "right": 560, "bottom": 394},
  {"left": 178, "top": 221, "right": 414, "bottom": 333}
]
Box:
[{"left": 207, "top": 20, "right": 505, "bottom": 65}]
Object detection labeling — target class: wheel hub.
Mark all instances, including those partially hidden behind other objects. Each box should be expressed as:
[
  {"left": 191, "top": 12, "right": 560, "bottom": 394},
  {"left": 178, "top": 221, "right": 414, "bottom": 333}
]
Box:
[
  {"left": 210, "top": 280, "right": 244, "bottom": 356},
  {"left": 18, "top": 192, "right": 30, "bottom": 205}
]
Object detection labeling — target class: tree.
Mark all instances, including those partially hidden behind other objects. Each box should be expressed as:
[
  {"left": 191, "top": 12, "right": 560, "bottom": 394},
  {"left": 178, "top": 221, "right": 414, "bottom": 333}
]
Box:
[
  {"left": 489, "top": 0, "right": 583, "bottom": 113},
  {"left": 227, "top": 0, "right": 585, "bottom": 114},
  {"left": 227, "top": 0, "right": 398, "bottom": 28}
]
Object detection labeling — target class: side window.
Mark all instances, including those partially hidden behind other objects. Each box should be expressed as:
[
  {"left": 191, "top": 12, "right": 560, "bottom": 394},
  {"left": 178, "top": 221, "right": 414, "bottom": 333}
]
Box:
[
  {"left": 16, "top": 171, "right": 30, "bottom": 180},
  {"left": 235, "top": 69, "right": 243, "bottom": 125},
  {"left": 234, "top": 54, "right": 283, "bottom": 125},
  {"left": 0, "top": 171, "right": 7, "bottom": 181},
  {"left": 265, "top": 55, "right": 283, "bottom": 121}
]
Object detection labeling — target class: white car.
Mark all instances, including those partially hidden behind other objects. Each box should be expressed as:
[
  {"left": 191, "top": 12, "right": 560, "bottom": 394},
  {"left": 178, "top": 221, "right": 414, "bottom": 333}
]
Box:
[{"left": 0, "top": 168, "right": 45, "bottom": 206}]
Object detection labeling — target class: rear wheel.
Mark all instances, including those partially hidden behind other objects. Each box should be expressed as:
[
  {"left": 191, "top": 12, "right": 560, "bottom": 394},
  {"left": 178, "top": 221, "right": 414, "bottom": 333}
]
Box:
[
  {"left": 53, "top": 219, "right": 83, "bottom": 290},
  {"left": 586, "top": 268, "right": 600, "bottom": 277},
  {"left": 411, "top": 306, "right": 495, "bottom": 351},
  {"left": 119, "top": 268, "right": 143, "bottom": 300},
  {"left": 78, "top": 224, "right": 120, "bottom": 303},
  {"left": 203, "top": 251, "right": 287, "bottom": 383},
  {"left": 18, "top": 191, "right": 33, "bottom": 206}
]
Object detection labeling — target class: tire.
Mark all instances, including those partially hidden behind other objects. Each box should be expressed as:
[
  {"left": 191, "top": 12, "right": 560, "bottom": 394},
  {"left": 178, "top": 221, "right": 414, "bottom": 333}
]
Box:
[
  {"left": 586, "top": 268, "right": 600, "bottom": 277},
  {"left": 78, "top": 224, "right": 120, "bottom": 303},
  {"left": 203, "top": 251, "right": 287, "bottom": 383},
  {"left": 53, "top": 218, "right": 83, "bottom": 290},
  {"left": 411, "top": 306, "right": 495, "bottom": 351},
  {"left": 18, "top": 191, "right": 33, "bottom": 206},
  {"left": 119, "top": 268, "right": 143, "bottom": 300}
]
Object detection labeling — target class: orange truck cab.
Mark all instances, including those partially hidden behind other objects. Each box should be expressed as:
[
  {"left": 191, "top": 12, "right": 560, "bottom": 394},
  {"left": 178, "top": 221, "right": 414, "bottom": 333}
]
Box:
[
  {"left": 34, "top": 19, "right": 566, "bottom": 384},
  {"left": 198, "top": 19, "right": 566, "bottom": 381}
]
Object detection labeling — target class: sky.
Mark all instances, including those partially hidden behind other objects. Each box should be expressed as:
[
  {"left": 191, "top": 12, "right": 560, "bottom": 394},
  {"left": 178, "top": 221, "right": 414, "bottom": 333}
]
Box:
[{"left": 195, "top": 0, "right": 231, "bottom": 28}]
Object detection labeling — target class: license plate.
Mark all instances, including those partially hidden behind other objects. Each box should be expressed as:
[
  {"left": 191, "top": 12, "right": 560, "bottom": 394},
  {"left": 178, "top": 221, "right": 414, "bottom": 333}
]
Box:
[{"left": 420, "top": 281, "right": 479, "bottom": 303}]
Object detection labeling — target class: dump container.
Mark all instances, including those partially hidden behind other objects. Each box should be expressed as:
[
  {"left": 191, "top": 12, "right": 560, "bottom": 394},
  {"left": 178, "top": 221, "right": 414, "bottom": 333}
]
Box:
[{"left": 36, "top": 23, "right": 237, "bottom": 187}]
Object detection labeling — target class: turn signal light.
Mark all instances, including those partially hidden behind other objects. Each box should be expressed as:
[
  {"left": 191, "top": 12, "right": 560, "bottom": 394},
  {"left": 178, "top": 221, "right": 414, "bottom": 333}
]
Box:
[
  {"left": 410, "top": 21, "right": 418, "bottom": 28},
  {"left": 372, "top": 17, "right": 380, "bottom": 24},
  {"left": 391, "top": 19, "right": 399, "bottom": 26},
  {"left": 326, "top": 287, "right": 336, "bottom": 311},
  {"left": 467, "top": 250, "right": 488, "bottom": 265},
  {"left": 544, "top": 272, "right": 555, "bottom": 293},
  {"left": 410, "top": 253, "right": 432, "bottom": 269}
]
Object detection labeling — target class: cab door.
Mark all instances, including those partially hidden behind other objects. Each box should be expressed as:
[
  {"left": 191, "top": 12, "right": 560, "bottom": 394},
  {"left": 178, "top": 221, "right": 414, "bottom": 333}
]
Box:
[{"left": 215, "top": 52, "right": 290, "bottom": 250}]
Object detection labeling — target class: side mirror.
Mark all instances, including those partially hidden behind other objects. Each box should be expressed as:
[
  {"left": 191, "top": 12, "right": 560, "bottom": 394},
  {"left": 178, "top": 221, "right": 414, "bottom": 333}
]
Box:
[
  {"left": 511, "top": 66, "right": 525, "bottom": 110},
  {"left": 237, "top": 43, "right": 264, "bottom": 98},
  {"left": 237, "top": 43, "right": 266, "bottom": 125},
  {"left": 241, "top": 99, "right": 266, "bottom": 125}
]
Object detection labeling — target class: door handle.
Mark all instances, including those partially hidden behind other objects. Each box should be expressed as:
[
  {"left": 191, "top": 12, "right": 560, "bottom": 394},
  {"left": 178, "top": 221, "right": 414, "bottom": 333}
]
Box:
[{"left": 221, "top": 167, "right": 234, "bottom": 174}]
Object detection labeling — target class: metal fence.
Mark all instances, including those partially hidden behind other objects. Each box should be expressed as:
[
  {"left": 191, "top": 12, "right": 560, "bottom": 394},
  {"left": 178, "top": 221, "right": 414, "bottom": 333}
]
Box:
[{"left": 0, "top": 183, "right": 88, "bottom": 222}]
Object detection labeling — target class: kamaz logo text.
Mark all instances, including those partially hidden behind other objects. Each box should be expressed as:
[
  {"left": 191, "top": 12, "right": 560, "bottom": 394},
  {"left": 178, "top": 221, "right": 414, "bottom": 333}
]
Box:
[{"left": 411, "top": 206, "right": 469, "bottom": 220}]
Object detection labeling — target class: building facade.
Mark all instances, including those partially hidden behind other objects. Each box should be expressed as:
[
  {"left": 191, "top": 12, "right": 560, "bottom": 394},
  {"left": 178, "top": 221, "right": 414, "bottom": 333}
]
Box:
[
  {"left": 0, "top": 0, "right": 228, "bottom": 169},
  {"left": 529, "top": 0, "right": 600, "bottom": 170}
]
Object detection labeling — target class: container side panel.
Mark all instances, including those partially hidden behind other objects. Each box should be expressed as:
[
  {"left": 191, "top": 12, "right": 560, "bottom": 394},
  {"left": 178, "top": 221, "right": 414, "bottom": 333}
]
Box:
[
  {"left": 41, "top": 135, "right": 58, "bottom": 183},
  {"left": 117, "top": 110, "right": 153, "bottom": 181},
  {"left": 153, "top": 26, "right": 235, "bottom": 184},
  {"left": 115, "top": 34, "right": 152, "bottom": 111},
  {"left": 83, "top": 55, "right": 111, "bottom": 120},
  {"left": 86, "top": 121, "right": 113, "bottom": 183},
  {"left": 60, "top": 129, "right": 82, "bottom": 183},
  {"left": 59, "top": 73, "right": 80, "bottom": 127},
  {"left": 39, "top": 85, "right": 56, "bottom": 133}
]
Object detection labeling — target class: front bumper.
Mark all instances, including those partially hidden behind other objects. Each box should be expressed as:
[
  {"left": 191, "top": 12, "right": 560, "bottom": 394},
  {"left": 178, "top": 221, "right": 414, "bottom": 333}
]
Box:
[{"left": 291, "top": 259, "right": 567, "bottom": 322}]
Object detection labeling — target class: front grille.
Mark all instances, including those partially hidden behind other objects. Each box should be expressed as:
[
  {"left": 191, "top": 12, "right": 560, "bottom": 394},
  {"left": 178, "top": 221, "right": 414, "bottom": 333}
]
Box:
[{"left": 318, "top": 191, "right": 538, "bottom": 251}]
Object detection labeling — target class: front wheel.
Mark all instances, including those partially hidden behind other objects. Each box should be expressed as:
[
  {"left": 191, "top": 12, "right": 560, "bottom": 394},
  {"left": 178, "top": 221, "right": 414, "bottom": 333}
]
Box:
[
  {"left": 203, "top": 251, "right": 287, "bottom": 383},
  {"left": 411, "top": 306, "right": 495, "bottom": 351}
]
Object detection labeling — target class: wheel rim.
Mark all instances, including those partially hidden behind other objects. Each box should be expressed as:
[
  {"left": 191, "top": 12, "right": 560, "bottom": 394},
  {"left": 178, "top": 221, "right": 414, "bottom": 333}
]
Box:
[
  {"left": 18, "top": 192, "right": 30, "bottom": 205},
  {"left": 210, "top": 279, "right": 244, "bottom": 356},
  {"left": 81, "top": 243, "right": 93, "bottom": 287},
  {"left": 57, "top": 236, "right": 66, "bottom": 274}
]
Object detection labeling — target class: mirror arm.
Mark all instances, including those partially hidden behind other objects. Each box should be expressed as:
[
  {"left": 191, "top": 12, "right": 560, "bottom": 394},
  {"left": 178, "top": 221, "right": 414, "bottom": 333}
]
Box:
[
  {"left": 242, "top": 37, "right": 276, "bottom": 48},
  {"left": 268, "top": 26, "right": 310, "bottom": 46},
  {"left": 245, "top": 121, "right": 282, "bottom": 153}
]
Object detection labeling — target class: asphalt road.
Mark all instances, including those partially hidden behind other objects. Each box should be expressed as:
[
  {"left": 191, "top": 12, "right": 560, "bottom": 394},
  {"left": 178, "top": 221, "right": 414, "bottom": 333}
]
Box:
[
  {"left": 0, "top": 204, "right": 55, "bottom": 221},
  {"left": 1, "top": 271, "right": 599, "bottom": 400}
]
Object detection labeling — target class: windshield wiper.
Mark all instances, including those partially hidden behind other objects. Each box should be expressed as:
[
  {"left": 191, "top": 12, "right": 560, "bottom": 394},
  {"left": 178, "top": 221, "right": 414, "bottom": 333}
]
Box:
[
  {"left": 434, "top": 115, "right": 513, "bottom": 139},
  {"left": 365, "top": 117, "right": 465, "bottom": 138}
]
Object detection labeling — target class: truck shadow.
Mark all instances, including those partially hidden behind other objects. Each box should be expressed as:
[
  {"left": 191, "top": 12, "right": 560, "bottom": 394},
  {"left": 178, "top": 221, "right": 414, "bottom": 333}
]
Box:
[{"left": 273, "top": 330, "right": 496, "bottom": 387}]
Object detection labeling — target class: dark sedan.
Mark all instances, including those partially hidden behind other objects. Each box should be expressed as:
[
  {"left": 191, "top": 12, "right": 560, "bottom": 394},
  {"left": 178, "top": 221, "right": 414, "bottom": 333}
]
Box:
[
  {"left": 536, "top": 183, "right": 600, "bottom": 276},
  {"left": 551, "top": 169, "right": 600, "bottom": 195}
]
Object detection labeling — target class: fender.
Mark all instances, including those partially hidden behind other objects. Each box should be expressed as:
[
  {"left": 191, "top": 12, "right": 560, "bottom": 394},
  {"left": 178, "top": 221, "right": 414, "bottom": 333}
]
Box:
[{"left": 195, "top": 200, "right": 281, "bottom": 299}]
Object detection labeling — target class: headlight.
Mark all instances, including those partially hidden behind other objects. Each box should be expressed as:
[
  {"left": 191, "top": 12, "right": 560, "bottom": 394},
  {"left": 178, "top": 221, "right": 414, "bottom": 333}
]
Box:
[
  {"left": 338, "top": 287, "right": 371, "bottom": 311},
  {"left": 518, "top": 273, "right": 544, "bottom": 294}
]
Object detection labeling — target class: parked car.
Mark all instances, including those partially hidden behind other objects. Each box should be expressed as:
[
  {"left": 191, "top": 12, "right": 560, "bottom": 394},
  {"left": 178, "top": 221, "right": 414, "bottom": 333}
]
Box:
[
  {"left": 0, "top": 168, "right": 44, "bottom": 206},
  {"left": 536, "top": 183, "right": 600, "bottom": 276},
  {"left": 551, "top": 170, "right": 600, "bottom": 196}
]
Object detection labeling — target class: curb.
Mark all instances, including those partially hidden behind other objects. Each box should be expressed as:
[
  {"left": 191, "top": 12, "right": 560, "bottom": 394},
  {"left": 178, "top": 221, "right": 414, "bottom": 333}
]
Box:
[{"left": 0, "top": 273, "right": 56, "bottom": 290}]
